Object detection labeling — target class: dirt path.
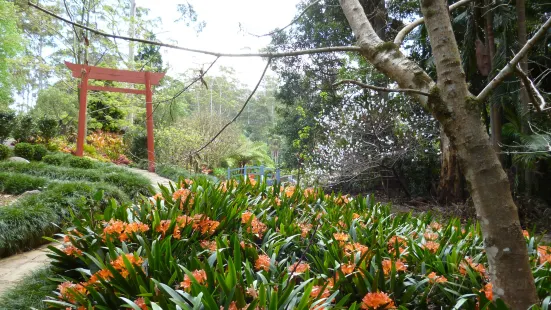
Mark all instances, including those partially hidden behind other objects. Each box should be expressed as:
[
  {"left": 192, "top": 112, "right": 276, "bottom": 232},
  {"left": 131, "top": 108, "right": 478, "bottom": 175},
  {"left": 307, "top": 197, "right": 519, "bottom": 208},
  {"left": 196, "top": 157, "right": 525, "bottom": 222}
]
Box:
[{"left": 0, "top": 168, "right": 172, "bottom": 296}]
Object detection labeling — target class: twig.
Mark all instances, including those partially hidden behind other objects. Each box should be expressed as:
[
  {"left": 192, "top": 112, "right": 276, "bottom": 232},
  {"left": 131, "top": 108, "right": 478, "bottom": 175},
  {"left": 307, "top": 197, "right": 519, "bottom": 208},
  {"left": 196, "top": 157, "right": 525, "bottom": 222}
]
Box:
[
  {"left": 514, "top": 64, "right": 546, "bottom": 112},
  {"left": 247, "top": 0, "right": 322, "bottom": 37},
  {"left": 394, "top": 0, "right": 474, "bottom": 46},
  {"left": 191, "top": 58, "right": 272, "bottom": 155},
  {"left": 285, "top": 221, "right": 321, "bottom": 287},
  {"left": 333, "top": 79, "right": 431, "bottom": 96},
  {"left": 28, "top": 1, "right": 361, "bottom": 58},
  {"left": 477, "top": 16, "right": 551, "bottom": 102}
]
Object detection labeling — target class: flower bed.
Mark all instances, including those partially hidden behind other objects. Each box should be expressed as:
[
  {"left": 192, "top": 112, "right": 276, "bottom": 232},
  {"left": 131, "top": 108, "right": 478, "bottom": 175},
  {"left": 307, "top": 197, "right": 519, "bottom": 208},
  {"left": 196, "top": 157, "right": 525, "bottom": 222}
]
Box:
[{"left": 44, "top": 179, "right": 551, "bottom": 309}]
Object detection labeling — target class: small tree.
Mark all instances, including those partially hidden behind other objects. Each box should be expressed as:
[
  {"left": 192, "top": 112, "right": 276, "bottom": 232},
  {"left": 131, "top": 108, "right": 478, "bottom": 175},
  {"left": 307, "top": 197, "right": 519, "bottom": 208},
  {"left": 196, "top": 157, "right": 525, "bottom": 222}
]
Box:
[
  {"left": 0, "top": 111, "right": 15, "bottom": 143},
  {"left": 38, "top": 117, "right": 59, "bottom": 143},
  {"left": 12, "top": 114, "right": 37, "bottom": 143}
]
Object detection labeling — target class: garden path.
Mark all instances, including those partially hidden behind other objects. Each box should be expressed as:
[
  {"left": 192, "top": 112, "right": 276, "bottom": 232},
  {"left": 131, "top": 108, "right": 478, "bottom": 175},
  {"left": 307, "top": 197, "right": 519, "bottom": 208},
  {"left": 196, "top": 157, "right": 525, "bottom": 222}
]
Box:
[{"left": 0, "top": 168, "right": 172, "bottom": 295}]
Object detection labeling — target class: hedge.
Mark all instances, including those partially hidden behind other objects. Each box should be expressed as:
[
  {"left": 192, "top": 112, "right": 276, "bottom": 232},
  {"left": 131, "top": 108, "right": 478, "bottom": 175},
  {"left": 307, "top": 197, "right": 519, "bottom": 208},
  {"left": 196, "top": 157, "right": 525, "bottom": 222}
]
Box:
[
  {"left": 0, "top": 181, "right": 129, "bottom": 257},
  {"left": 0, "top": 172, "right": 48, "bottom": 194}
]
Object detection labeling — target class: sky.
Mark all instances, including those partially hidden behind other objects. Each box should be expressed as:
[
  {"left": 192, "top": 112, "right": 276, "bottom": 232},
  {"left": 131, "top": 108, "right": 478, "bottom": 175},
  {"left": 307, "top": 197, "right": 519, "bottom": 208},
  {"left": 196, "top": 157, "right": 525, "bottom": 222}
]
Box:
[{"left": 134, "top": 0, "right": 301, "bottom": 87}]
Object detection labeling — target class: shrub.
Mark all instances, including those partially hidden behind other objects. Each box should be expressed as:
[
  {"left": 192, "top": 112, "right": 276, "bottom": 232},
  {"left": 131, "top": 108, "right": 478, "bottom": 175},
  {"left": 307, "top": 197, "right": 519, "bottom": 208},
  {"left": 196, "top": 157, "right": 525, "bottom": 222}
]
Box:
[
  {"left": 13, "top": 142, "right": 35, "bottom": 160},
  {"left": 0, "top": 172, "right": 48, "bottom": 194},
  {"left": 12, "top": 115, "right": 37, "bottom": 143},
  {"left": 67, "top": 156, "right": 94, "bottom": 169},
  {"left": 124, "top": 129, "right": 148, "bottom": 160},
  {"left": 0, "top": 111, "right": 16, "bottom": 143},
  {"left": 32, "top": 144, "right": 48, "bottom": 161},
  {"left": 0, "top": 145, "right": 10, "bottom": 160},
  {"left": 43, "top": 153, "right": 65, "bottom": 166},
  {"left": 37, "top": 117, "right": 59, "bottom": 143}
]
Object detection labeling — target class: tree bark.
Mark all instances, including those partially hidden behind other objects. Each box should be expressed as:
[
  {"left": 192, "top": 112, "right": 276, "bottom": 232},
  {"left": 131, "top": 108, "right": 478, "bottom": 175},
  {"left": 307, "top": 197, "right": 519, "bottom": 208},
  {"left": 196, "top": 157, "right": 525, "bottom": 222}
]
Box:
[
  {"left": 339, "top": 0, "right": 538, "bottom": 308},
  {"left": 485, "top": 0, "right": 503, "bottom": 161},
  {"left": 516, "top": 0, "right": 533, "bottom": 195},
  {"left": 438, "top": 127, "right": 464, "bottom": 203}
]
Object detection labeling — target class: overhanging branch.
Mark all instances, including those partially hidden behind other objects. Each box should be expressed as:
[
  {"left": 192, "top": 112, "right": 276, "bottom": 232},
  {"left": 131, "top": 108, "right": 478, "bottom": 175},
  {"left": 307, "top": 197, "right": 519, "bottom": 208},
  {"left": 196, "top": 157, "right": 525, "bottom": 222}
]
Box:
[
  {"left": 477, "top": 16, "right": 551, "bottom": 102},
  {"left": 333, "top": 79, "right": 431, "bottom": 96},
  {"left": 28, "top": 1, "right": 361, "bottom": 58},
  {"left": 394, "top": 0, "right": 474, "bottom": 46},
  {"left": 515, "top": 65, "right": 547, "bottom": 112}
]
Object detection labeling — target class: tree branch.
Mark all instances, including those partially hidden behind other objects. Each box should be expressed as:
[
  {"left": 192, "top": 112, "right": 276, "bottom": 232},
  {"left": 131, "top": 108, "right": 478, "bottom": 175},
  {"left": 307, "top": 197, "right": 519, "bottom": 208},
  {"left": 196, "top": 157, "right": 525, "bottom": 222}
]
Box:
[
  {"left": 333, "top": 79, "right": 431, "bottom": 96},
  {"left": 247, "top": 0, "right": 322, "bottom": 37},
  {"left": 192, "top": 58, "right": 272, "bottom": 155},
  {"left": 477, "top": 16, "right": 551, "bottom": 102},
  {"left": 393, "top": 0, "right": 474, "bottom": 46},
  {"left": 28, "top": 1, "right": 361, "bottom": 58},
  {"left": 514, "top": 65, "right": 547, "bottom": 112}
]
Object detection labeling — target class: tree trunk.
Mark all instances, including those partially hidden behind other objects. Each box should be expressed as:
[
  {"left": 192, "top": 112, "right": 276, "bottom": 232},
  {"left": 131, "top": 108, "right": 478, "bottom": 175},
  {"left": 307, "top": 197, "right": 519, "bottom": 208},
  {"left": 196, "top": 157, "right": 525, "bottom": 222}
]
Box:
[
  {"left": 516, "top": 0, "right": 533, "bottom": 195},
  {"left": 485, "top": 0, "right": 503, "bottom": 161},
  {"left": 339, "top": 0, "right": 538, "bottom": 307},
  {"left": 438, "top": 127, "right": 464, "bottom": 203}
]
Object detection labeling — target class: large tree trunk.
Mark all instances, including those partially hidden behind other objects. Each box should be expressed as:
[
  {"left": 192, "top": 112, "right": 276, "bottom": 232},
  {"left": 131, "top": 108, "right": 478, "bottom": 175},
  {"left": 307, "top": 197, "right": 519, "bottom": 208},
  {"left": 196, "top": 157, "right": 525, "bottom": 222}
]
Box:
[
  {"left": 339, "top": 0, "right": 538, "bottom": 308},
  {"left": 516, "top": 0, "right": 533, "bottom": 195},
  {"left": 438, "top": 127, "right": 464, "bottom": 203}
]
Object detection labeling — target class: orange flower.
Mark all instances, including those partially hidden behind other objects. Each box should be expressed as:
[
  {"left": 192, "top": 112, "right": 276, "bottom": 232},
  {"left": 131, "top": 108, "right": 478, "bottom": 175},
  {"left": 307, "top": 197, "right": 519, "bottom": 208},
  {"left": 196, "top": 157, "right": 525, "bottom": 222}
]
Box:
[
  {"left": 274, "top": 197, "right": 282, "bottom": 206},
  {"left": 522, "top": 230, "right": 530, "bottom": 238},
  {"left": 423, "top": 241, "right": 440, "bottom": 253},
  {"left": 181, "top": 269, "right": 207, "bottom": 291},
  {"left": 360, "top": 292, "right": 396, "bottom": 309},
  {"left": 298, "top": 223, "right": 313, "bottom": 237},
  {"left": 341, "top": 263, "right": 355, "bottom": 274},
  {"left": 334, "top": 233, "right": 349, "bottom": 242},
  {"left": 352, "top": 213, "right": 361, "bottom": 219},
  {"left": 180, "top": 179, "right": 193, "bottom": 188},
  {"left": 200, "top": 240, "right": 217, "bottom": 251},
  {"left": 423, "top": 232, "right": 438, "bottom": 241},
  {"left": 134, "top": 297, "right": 147, "bottom": 310},
  {"left": 537, "top": 245, "right": 551, "bottom": 265},
  {"left": 427, "top": 272, "right": 447, "bottom": 283},
  {"left": 481, "top": 283, "right": 493, "bottom": 300},
  {"left": 58, "top": 282, "right": 87, "bottom": 303},
  {"left": 381, "top": 259, "right": 407, "bottom": 275},
  {"left": 310, "top": 285, "right": 331, "bottom": 299},
  {"left": 288, "top": 262, "right": 310, "bottom": 275},
  {"left": 172, "top": 188, "right": 194, "bottom": 209},
  {"left": 430, "top": 222, "right": 442, "bottom": 231},
  {"left": 344, "top": 242, "right": 369, "bottom": 256},
  {"left": 150, "top": 193, "right": 164, "bottom": 203},
  {"left": 103, "top": 219, "right": 125, "bottom": 236},
  {"left": 255, "top": 255, "right": 271, "bottom": 271},
  {"left": 459, "top": 257, "right": 486, "bottom": 277},
  {"left": 121, "top": 222, "right": 150, "bottom": 242},
  {"left": 284, "top": 186, "right": 295, "bottom": 198},
  {"left": 303, "top": 187, "right": 315, "bottom": 198},
  {"left": 334, "top": 195, "right": 350, "bottom": 205},
  {"left": 242, "top": 211, "right": 254, "bottom": 224},
  {"left": 63, "top": 245, "right": 82, "bottom": 257},
  {"left": 155, "top": 220, "right": 172, "bottom": 237},
  {"left": 111, "top": 254, "right": 144, "bottom": 279},
  {"left": 387, "top": 236, "right": 407, "bottom": 252}
]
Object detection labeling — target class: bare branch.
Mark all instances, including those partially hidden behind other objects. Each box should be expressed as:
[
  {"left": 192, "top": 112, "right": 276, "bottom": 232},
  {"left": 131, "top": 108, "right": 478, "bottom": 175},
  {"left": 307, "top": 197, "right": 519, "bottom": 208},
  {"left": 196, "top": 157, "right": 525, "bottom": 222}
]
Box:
[
  {"left": 514, "top": 65, "right": 546, "bottom": 112},
  {"left": 247, "top": 0, "right": 322, "bottom": 37},
  {"left": 477, "top": 16, "right": 551, "bottom": 102},
  {"left": 192, "top": 58, "right": 272, "bottom": 155},
  {"left": 394, "top": 0, "right": 473, "bottom": 46},
  {"left": 333, "top": 79, "right": 431, "bottom": 96},
  {"left": 28, "top": 1, "right": 361, "bottom": 58}
]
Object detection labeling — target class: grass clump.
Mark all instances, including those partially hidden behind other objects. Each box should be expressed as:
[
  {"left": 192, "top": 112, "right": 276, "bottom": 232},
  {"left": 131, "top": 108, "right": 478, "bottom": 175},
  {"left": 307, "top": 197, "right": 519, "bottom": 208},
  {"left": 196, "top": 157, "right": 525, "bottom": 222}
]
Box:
[
  {"left": 0, "top": 267, "right": 56, "bottom": 310},
  {"left": 0, "top": 145, "right": 10, "bottom": 160},
  {"left": 0, "top": 172, "right": 48, "bottom": 194}
]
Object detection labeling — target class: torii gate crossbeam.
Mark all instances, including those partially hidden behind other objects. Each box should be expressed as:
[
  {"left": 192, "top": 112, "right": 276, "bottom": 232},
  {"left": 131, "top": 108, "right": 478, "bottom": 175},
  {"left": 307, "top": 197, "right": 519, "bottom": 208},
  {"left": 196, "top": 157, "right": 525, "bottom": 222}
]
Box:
[{"left": 65, "top": 61, "right": 165, "bottom": 172}]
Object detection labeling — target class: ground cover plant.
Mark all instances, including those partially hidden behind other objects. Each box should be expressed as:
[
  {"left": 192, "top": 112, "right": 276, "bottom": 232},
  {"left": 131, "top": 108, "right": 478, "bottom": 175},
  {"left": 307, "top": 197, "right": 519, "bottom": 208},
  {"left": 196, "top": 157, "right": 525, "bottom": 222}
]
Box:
[
  {"left": 44, "top": 178, "right": 551, "bottom": 309},
  {"left": 0, "top": 267, "right": 56, "bottom": 310}
]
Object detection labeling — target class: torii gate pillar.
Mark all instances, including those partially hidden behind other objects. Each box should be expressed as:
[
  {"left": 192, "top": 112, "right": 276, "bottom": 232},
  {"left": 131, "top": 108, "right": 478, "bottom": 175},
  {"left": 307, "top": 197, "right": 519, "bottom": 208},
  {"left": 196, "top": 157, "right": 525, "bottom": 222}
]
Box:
[{"left": 65, "top": 61, "right": 165, "bottom": 172}]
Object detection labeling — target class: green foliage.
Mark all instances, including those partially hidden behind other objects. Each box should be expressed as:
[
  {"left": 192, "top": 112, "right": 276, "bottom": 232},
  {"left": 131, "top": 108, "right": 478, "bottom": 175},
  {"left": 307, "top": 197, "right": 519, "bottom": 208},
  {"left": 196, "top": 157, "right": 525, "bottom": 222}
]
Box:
[
  {"left": 12, "top": 115, "right": 37, "bottom": 143},
  {"left": 223, "top": 138, "right": 274, "bottom": 168},
  {"left": 0, "top": 267, "right": 56, "bottom": 310},
  {"left": 67, "top": 156, "right": 94, "bottom": 169},
  {"left": 0, "top": 172, "right": 47, "bottom": 194},
  {"left": 0, "top": 0, "right": 23, "bottom": 106},
  {"left": 37, "top": 117, "right": 59, "bottom": 143},
  {"left": 32, "top": 144, "right": 48, "bottom": 161},
  {"left": 42, "top": 152, "right": 69, "bottom": 166},
  {"left": 0, "top": 181, "right": 129, "bottom": 257},
  {"left": 0, "top": 110, "right": 15, "bottom": 142},
  {"left": 124, "top": 129, "right": 148, "bottom": 161},
  {"left": 0, "top": 144, "right": 10, "bottom": 160},
  {"left": 87, "top": 91, "right": 126, "bottom": 133},
  {"left": 42, "top": 179, "right": 551, "bottom": 309},
  {"left": 13, "top": 142, "right": 34, "bottom": 160}
]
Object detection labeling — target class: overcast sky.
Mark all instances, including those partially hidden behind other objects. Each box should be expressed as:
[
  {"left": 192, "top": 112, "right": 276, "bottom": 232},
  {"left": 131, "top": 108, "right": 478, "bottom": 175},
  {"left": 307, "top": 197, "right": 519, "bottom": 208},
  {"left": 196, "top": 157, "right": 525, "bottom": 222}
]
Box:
[{"left": 135, "top": 0, "right": 301, "bottom": 87}]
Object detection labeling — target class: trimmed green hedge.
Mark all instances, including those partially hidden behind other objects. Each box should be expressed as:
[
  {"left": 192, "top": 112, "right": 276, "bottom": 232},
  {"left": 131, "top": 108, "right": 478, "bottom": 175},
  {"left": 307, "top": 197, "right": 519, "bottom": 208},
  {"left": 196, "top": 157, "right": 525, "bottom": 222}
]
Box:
[
  {"left": 0, "top": 161, "right": 152, "bottom": 197},
  {"left": 0, "top": 181, "right": 129, "bottom": 257},
  {"left": 0, "top": 172, "right": 48, "bottom": 194}
]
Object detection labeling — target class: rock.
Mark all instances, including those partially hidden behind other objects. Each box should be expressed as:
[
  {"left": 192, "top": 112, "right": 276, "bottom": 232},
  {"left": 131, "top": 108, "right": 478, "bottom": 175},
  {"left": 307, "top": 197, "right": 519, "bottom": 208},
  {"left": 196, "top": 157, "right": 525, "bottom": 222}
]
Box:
[
  {"left": 19, "top": 190, "right": 41, "bottom": 199},
  {"left": 7, "top": 157, "right": 30, "bottom": 163}
]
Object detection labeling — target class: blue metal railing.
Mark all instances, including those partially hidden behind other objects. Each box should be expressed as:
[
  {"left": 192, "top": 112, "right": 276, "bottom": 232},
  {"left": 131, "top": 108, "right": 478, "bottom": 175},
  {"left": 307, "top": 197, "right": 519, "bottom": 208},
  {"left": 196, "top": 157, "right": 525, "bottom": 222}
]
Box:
[{"left": 227, "top": 165, "right": 280, "bottom": 185}]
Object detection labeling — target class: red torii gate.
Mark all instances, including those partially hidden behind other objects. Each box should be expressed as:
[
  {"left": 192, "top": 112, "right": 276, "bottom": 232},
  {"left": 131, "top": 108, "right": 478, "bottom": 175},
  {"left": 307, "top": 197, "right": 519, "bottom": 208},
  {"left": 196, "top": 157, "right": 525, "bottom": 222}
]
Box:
[{"left": 65, "top": 61, "right": 165, "bottom": 172}]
